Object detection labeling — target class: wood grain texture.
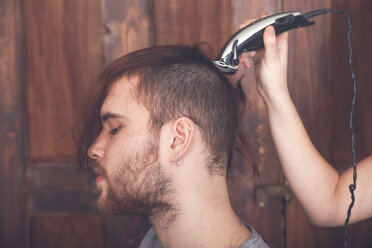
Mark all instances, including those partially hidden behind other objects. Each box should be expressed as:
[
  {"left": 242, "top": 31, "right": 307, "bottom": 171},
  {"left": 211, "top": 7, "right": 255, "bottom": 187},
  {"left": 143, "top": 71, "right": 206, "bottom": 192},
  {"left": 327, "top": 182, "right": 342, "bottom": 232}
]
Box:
[
  {"left": 154, "top": 0, "right": 231, "bottom": 57},
  {"left": 105, "top": 215, "right": 151, "bottom": 248},
  {"left": 29, "top": 214, "right": 105, "bottom": 248},
  {"left": 17, "top": 1, "right": 372, "bottom": 247},
  {"left": 102, "top": 0, "right": 153, "bottom": 64},
  {"left": 24, "top": 0, "right": 103, "bottom": 162},
  {"left": 228, "top": 1, "right": 283, "bottom": 247},
  {"left": 330, "top": 0, "right": 372, "bottom": 166},
  {"left": 27, "top": 164, "right": 99, "bottom": 213},
  {"left": 329, "top": 0, "right": 372, "bottom": 247},
  {"left": 283, "top": 1, "right": 338, "bottom": 247},
  {"left": 284, "top": 0, "right": 372, "bottom": 247},
  {"left": 0, "top": 0, "right": 25, "bottom": 247}
]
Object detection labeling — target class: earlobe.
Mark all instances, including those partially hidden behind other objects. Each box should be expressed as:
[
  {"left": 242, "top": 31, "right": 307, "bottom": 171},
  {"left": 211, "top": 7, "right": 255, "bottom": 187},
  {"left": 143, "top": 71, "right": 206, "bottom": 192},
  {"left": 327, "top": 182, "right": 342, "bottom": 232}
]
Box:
[{"left": 169, "top": 117, "right": 195, "bottom": 164}]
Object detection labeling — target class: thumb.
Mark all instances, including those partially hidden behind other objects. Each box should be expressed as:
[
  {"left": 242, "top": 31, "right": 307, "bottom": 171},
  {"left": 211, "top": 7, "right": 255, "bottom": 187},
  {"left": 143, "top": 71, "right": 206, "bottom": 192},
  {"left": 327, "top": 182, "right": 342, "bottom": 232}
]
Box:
[{"left": 263, "top": 26, "right": 278, "bottom": 63}]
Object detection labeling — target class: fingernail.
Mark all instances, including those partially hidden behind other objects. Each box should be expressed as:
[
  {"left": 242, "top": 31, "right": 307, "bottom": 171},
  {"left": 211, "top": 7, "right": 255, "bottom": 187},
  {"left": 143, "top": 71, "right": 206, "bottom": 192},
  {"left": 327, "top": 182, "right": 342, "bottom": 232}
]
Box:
[{"left": 267, "top": 26, "right": 275, "bottom": 36}]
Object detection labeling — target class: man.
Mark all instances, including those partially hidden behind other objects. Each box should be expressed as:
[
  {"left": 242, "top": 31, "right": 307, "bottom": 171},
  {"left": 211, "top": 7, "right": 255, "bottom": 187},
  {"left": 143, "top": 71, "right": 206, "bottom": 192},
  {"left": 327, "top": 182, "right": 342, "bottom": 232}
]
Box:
[{"left": 75, "top": 45, "right": 269, "bottom": 247}]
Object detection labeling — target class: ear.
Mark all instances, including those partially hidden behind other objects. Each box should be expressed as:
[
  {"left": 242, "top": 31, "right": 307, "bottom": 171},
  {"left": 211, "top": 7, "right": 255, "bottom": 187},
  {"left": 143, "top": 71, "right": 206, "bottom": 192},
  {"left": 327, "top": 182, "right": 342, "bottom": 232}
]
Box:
[{"left": 169, "top": 117, "right": 195, "bottom": 164}]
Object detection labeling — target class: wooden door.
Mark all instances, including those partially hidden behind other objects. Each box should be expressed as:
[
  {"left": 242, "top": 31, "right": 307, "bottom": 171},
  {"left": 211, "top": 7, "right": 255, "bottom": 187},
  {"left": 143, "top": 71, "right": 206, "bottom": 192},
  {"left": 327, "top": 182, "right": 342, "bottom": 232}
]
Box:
[
  {"left": 0, "top": 1, "right": 25, "bottom": 247},
  {"left": 1, "top": 0, "right": 372, "bottom": 247},
  {"left": 20, "top": 0, "right": 286, "bottom": 246},
  {"left": 284, "top": 0, "right": 372, "bottom": 247},
  {"left": 23, "top": 0, "right": 107, "bottom": 247}
]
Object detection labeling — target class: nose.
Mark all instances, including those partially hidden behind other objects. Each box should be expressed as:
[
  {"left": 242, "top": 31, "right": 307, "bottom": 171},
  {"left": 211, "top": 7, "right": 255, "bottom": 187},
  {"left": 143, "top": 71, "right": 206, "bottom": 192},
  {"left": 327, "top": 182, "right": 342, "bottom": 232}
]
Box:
[{"left": 88, "top": 132, "right": 106, "bottom": 161}]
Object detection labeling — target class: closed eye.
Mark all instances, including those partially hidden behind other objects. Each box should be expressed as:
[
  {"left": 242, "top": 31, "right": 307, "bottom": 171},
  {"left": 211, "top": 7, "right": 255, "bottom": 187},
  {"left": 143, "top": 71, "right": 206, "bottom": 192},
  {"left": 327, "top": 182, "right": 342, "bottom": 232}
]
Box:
[{"left": 109, "top": 126, "right": 121, "bottom": 135}]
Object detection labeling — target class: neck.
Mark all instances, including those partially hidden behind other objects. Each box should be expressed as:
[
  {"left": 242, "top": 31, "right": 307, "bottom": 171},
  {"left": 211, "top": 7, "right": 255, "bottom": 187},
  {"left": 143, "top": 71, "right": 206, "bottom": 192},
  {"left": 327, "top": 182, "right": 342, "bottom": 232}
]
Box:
[{"left": 149, "top": 172, "right": 251, "bottom": 248}]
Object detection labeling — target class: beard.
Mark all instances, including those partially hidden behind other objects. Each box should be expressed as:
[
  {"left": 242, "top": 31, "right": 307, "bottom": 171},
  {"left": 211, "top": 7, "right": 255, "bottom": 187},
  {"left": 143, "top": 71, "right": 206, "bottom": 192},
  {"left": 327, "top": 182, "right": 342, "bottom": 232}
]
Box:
[{"left": 97, "top": 134, "right": 178, "bottom": 224}]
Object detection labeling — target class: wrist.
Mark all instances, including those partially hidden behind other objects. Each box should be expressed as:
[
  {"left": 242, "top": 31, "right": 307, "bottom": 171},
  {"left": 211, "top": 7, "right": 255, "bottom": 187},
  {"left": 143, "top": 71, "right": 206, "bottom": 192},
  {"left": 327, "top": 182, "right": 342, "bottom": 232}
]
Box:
[{"left": 260, "top": 87, "right": 292, "bottom": 108}]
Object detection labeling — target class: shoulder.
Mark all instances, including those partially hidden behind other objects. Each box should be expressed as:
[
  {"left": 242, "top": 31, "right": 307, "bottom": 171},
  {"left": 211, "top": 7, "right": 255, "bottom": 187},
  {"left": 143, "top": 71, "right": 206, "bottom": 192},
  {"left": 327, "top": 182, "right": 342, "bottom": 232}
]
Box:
[
  {"left": 139, "top": 225, "right": 269, "bottom": 248},
  {"left": 238, "top": 224, "right": 270, "bottom": 248},
  {"left": 138, "top": 228, "right": 163, "bottom": 248}
]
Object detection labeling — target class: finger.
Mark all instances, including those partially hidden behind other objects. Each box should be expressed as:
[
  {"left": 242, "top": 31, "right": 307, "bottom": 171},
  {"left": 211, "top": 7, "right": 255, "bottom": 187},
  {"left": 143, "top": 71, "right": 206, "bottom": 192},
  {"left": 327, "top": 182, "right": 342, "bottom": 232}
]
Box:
[
  {"left": 244, "top": 59, "right": 252, "bottom": 69},
  {"left": 262, "top": 26, "right": 277, "bottom": 63},
  {"left": 239, "top": 50, "right": 257, "bottom": 68},
  {"left": 239, "top": 53, "right": 251, "bottom": 68},
  {"left": 253, "top": 49, "right": 264, "bottom": 65},
  {"left": 247, "top": 51, "right": 257, "bottom": 57},
  {"left": 276, "top": 32, "right": 288, "bottom": 64},
  {"left": 239, "top": 51, "right": 256, "bottom": 59}
]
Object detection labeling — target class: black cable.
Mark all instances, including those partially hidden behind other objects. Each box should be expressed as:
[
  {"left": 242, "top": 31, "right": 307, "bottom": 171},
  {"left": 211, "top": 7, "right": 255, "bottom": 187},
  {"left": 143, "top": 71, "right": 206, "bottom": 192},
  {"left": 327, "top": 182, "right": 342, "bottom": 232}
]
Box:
[{"left": 305, "top": 9, "right": 357, "bottom": 248}]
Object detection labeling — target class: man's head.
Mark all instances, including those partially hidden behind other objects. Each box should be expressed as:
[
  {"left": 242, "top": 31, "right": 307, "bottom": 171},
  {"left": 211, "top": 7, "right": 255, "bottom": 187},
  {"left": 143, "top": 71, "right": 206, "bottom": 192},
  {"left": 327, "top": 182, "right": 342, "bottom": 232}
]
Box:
[{"left": 75, "top": 45, "right": 241, "bottom": 217}]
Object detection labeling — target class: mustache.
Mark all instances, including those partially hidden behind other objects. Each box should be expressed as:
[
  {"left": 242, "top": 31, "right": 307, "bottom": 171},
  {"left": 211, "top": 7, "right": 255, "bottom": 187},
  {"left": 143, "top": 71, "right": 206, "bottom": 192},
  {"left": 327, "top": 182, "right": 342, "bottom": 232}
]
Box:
[{"left": 89, "top": 160, "right": 107, "bottom": 177}]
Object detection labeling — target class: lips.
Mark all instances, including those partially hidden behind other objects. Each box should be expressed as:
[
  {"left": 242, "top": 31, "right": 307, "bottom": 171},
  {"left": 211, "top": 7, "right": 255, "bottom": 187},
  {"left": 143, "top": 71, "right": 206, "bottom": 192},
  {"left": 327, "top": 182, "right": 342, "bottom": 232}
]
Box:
[
  {"left": 96, "top": 176, "right": 104, "bottom": 184},
  {"left": 93, "top": 167, "right": 105, "bottom": 185}
]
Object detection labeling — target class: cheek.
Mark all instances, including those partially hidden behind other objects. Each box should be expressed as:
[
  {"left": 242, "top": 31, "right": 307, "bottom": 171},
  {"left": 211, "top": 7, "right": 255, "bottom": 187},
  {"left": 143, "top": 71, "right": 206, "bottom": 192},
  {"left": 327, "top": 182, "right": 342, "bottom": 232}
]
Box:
[
  {"left": 157, "top": 124, "right": 173, "bottom": 167},
  {"left": 158, "top": 137, "right": 169, "bottom": 167},
  {"left": 104, "top": 142, "right": 126, "bottom": 177},
  {"left": 104, "top": 131, "right": 149, "bottom": 171}
]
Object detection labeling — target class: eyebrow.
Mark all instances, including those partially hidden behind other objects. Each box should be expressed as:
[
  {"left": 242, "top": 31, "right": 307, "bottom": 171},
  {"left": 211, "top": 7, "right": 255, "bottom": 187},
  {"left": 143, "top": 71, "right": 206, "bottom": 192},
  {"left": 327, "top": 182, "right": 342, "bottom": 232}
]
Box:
[{"left": 100, "top": 112, "right": 127, "bottom": 123}]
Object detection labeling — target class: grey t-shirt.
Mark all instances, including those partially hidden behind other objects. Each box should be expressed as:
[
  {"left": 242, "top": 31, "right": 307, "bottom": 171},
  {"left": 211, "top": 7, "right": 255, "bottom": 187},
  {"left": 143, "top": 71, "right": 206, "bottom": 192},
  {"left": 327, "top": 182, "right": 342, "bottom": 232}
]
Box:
[{"left": 138, "top": 224, "right": 269, "bottom": 248}]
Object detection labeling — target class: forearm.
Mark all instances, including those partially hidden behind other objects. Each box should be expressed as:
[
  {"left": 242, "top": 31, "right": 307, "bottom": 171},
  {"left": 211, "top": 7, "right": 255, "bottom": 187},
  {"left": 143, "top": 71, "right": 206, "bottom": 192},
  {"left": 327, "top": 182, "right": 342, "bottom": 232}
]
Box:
[
  {"left": 242, "top": 25, "right": 358, "bottom": 225},
  {"left": 263, "top": 91, "right": 343, "bottom": 225}
]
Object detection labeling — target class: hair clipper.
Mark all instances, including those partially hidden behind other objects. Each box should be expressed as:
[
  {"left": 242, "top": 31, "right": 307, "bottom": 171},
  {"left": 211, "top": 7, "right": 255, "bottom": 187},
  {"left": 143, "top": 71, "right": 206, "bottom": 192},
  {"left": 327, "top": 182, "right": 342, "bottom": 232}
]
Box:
[{"left": 213, "top": 11, "right": 315, "bottom": 74}]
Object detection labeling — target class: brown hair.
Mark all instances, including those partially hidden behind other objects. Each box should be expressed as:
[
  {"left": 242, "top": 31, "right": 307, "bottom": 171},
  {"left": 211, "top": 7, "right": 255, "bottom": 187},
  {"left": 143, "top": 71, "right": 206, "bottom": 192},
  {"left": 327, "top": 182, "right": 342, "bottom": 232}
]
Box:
[{"left": 75, "top": 45, "right": 253, "bottom": 176}]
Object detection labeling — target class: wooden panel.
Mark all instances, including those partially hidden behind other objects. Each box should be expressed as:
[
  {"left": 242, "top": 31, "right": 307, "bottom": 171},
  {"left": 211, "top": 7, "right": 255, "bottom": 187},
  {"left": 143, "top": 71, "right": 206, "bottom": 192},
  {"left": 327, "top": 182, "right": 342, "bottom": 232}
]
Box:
[
  {"left": 330, "top": 0, "right": 372, "bottom": 165},
  {"left": 154, "top": 0, "right": 231, "bottom": 57},
  {"left": 0, "top": 0, "right": 25, "bottom": 247},
  {"left": 29, "top": 215, "right": 105, "bottom": 248},
  {"left": 229, "top": 0, "right": 284, "bottom": 247},
  {"left": 27, "top": 164, "right": 99, "bottom": 213},
  {"left": 231, "top": 0, "right": 281, "bottom": 28},
  {"left": 348, "top": 218, "right": 372, "bottom": 247},
  {"left": 102, "top": 0, "right": 153, "bottom": 64},
  {"left": 329, "top": 0, "right": 372, "bottom": 247},
  {"left": 283, "top": 1, "right": 337, "bottom": 247},
  {"left": 284, "top": 0, "right": 372, "bottom": 247},
  {"left": 105, "top": 215, "right": 151, "bottom": 248},
  {"left": 24, "top": 0, "right": 103, "bottom": 162}
]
